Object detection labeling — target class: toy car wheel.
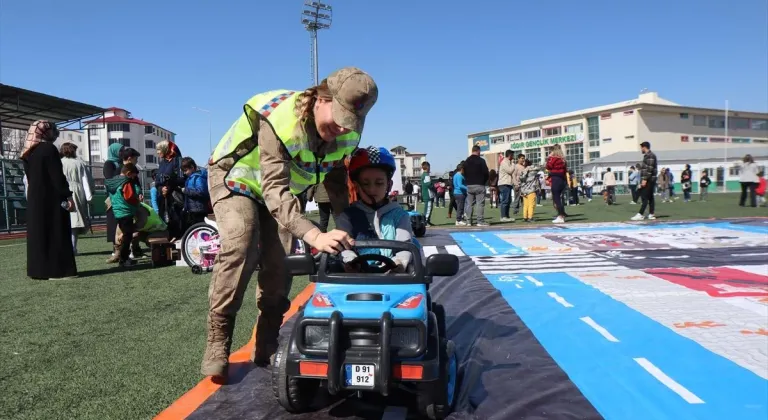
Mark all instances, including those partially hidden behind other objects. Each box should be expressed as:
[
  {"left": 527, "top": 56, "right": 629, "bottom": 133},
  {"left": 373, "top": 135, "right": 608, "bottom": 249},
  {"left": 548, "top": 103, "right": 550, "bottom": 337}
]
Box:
[
  {"left": 191, "top": 265, "right": 202, "bottom": 275},
  {"left": 414, "top": 225, "right": 427, "bottom": 237},
  {"left": 417, "top": 339, "right": 458, "bottom": 420},
  {"left": 181, "top": 222, "right": 218, "bottom": 268},
  {"left": 272, "top": 337, "right": 320, "bottom": 413}
]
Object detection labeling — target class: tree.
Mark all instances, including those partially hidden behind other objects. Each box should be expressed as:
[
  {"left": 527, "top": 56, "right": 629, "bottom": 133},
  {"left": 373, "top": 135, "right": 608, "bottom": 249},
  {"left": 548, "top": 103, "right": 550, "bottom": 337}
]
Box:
[{"left": 1, "top": 128, "right": 26, "bottom": 159}]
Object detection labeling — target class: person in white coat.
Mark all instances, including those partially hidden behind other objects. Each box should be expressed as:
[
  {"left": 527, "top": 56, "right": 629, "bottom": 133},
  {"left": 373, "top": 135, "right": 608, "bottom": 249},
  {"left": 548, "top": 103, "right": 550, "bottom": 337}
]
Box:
[{"left": 59, "top": 142, "right": 94, "bottom": 254}]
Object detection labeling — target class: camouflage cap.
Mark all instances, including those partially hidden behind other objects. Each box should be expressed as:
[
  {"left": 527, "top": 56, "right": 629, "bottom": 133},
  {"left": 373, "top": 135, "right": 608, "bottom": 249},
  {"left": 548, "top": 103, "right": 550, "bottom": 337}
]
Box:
[{"left": 326, "top": 67, "right": 378, "bottom": 133}]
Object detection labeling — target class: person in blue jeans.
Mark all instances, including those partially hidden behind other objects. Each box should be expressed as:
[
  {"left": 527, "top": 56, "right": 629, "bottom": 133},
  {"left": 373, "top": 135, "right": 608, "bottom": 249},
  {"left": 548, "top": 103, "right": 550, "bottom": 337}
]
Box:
[
  {"left": 497, "top": 150, "right": 515, "bottom": 222},
  {"left": 628, "top": 166, "right": 640, "bottom": 204},
  {"left": 452, "top": 163, "right": 468, "bottom": 225}
]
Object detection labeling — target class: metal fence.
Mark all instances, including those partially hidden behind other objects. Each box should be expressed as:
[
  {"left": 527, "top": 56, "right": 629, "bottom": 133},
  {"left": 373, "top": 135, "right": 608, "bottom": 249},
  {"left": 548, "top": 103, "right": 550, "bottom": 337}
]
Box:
[{"left": 1, "top": 158, "right": 156, "bottom": 233}]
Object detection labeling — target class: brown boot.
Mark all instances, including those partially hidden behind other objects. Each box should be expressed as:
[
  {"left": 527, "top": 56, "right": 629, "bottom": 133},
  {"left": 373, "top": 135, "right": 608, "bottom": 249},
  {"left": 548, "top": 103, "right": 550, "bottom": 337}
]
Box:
[
  {"left": 106, "top": 244, "right": 120, "bottom": 263},
  {"left": 251, "top": 313, "right": 282, "bottom": 367},
  {"left": 201, "top": 312, "right": 234, "bottom": 378}
]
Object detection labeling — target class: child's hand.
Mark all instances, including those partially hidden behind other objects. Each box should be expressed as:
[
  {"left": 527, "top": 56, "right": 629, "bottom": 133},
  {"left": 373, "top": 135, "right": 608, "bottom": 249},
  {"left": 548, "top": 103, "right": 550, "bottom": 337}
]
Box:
[{"left": 386, "top": 262, "right": 406, "bottom": 274}]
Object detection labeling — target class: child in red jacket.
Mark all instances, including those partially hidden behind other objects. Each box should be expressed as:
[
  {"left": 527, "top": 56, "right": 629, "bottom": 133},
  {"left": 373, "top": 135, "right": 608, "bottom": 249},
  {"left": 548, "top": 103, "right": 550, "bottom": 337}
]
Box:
[{"left": 756, "top": 171, "right": 766, "bottom": 206}]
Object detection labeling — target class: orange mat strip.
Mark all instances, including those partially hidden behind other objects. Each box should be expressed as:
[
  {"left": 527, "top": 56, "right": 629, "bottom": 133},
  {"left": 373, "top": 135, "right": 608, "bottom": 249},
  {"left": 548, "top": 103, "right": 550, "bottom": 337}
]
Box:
[{"left": 154, "top": 284, "right": 315, "bottom": 420}]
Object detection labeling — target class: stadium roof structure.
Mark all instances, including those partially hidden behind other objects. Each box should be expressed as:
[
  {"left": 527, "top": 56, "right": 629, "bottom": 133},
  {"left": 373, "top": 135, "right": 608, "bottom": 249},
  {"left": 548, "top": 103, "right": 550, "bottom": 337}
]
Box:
[{"left": 0, "top": 83, "right": 106, "bottom": 131}]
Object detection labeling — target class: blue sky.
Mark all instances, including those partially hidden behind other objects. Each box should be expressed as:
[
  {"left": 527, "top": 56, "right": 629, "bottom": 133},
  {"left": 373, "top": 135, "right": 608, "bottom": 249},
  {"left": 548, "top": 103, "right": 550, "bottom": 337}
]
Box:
[{"left": 1, "top": 0, "right": 766, "bottom": 172}]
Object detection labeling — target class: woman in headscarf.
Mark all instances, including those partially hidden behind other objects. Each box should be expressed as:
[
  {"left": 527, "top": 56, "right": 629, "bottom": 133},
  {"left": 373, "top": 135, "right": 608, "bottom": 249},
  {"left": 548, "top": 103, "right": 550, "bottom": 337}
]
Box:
[
  {"left": 21, "top": 120, "right": 77, "bottom": 279},
  {"left": 60, "top": 142, "right": 95, "bottom": 255},
  {"left": 154, "top": 140, "right": 185, "bottom": 238},
  {"left": 103, "top": 143, "right": 125, "bottom": 246}
]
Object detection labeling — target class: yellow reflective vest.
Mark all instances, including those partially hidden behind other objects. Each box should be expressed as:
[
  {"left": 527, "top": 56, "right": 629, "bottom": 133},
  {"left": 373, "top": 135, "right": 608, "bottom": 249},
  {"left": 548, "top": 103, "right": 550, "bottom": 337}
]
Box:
[{"left": 210, "top": 90, "right": 360, "bottom": 201}]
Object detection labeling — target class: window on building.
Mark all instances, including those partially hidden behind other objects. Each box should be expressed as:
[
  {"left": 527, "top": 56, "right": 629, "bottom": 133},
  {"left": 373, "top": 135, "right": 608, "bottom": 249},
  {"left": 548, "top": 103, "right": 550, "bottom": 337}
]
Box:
[
  {"left": 708, "top": 116, "right": 726, "bottom": 129},
  {"left": 602, "top": 138, "right": 612, "bottom": 143},
  {"left": 623, "top": 110, "right": 634, "bottom": 116},
  {"left": 507, "top": 133, "right": 522, "bottom": 142},
  {"left": 693, "top": 136, "right": 708, "bottom": 142},
  {"left": 693, "top": 115, "right": 707, "bottom": 126},
  {"left": 751, "top": 119, "right": 767, "bottom": 130},
  {"left": 600, "top": 113, "right": 611, "bottom": 120},
  {"left": 729, "top": 117, "right": 749, "bottom": 130},
  {"left": 524, "top": 130, "right": 540, "bottom": 139},
  {"left": 587, "top": 116, "right": 599, "bottom": 148},
  {"left": 145, "top": 140, "right": 155, "bottom": 148},
  {"left": 680, "top": 113, "right": 689, "bottom": 119},
  {"left": 702, "top": 168, "right": 714, "bottom": 176},
  {"left": 146, "top": 155, "right": 157, "bottom": 164},
  {"left": 709, "top": 137, "right": 726, "bottom": 143},
  {"left": 92, "top": 155, "right": 102, "bottom": 163},
  {"left": 732, "top": 138, "right": 751, "bottom": 144},
  {"left": 589, "top": 151, "right": 600, "bottom": 160},
  {"left": 491, "top": 135, "right": 504, "bottom": 145},
  {"left": 729, "top": 166, "right": 741, "bottom": 176},
  {"left": 524, "top": 148, "right": 541, "bottom": 166},
  {"left": 565, "top": 142, "right": 584, "bottom": 178},
  {"left": 564, "top": 123, "right": 583, "bottom": 133},
  {"left": 107, "top": 123, "right": 130, "bottom": 132},
  {"left": 90, "top": 140, "right": 100, "bottom": 151},
  {"left": 543, "top": 126, "right": 561, "bottom": 137},
  {"left": 145, "top": 126, "right": 153, "bottom": 134},
  {"left": 109, "top": 138, "right": 130, "bottom": 147},
  {"left": 613, "top": 171, "right": 625, "bottom": 182}
]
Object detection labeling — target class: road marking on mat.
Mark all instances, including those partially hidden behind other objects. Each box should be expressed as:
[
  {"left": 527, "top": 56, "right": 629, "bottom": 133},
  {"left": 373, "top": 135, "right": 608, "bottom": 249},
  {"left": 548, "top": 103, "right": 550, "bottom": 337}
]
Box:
[
  {"left": 525, "top": 275, "right": 544, "bottom": 287},
  {"left": 0, "top": 243, "right": 23, "bottom": 248},
  {"left": 731, "top": 252, "right": 768, "bottom": 257},
  {"left": 445, "top": 245, "right": 465, "bottom": 256},
  {"left": 470, "top": 233, "right": 498, "bottom": 254},
  {"left": 580, "top": 316, "right": 619, "bottom": 342},
  {"left": 633, "top": 357, "right": 705, "bottom": 404},
  {"left": 548, "top": 292, "right": 574, "bottom": 308},
  {"left": 381, "top": 406, "right": 408, "bottom": 420},
  {"left": 423, "top": 246, "right": 438, "bottom": 257}
]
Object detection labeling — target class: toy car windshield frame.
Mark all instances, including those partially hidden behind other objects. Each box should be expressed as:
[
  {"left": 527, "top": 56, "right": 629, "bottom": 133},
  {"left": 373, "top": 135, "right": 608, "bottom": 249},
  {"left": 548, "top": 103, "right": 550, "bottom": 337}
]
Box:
[{"left": 317, "top": 240, "right": 427, "bottom": 285}]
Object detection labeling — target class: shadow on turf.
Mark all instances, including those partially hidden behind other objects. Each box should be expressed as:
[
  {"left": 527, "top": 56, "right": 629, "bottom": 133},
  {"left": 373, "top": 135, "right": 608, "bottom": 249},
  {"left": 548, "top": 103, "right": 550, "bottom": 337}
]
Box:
[{"left": 77, "top": 263, "right": 157, "bottom": 278}]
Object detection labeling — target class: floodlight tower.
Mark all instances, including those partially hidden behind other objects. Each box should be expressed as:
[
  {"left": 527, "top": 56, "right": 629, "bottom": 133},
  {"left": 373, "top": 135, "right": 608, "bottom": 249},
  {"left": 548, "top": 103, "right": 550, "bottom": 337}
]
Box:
[{"left": 301, "top": 1, "right": 332, "bottom": 86}]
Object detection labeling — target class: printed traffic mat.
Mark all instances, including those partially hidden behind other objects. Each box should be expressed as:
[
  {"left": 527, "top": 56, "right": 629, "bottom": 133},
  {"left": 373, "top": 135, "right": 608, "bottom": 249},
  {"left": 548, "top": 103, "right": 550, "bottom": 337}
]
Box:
[{"left": 157, "top": 218, "right": 768, "bottom": 420}]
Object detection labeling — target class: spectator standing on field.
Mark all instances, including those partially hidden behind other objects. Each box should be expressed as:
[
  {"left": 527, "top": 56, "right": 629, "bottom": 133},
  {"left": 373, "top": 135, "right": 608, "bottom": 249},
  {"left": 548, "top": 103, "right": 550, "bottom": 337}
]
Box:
[
  {"left": 463, "top": 145, "right": 490, "bottom": 226},
  {"left": 632, "top": 141, "right": 658, "bottom": 221},
  {"left": 738, "top": 154, "right": 759, "bottom": 207},
  {"left": 420, "top": 161, "right": 436, "bottom": 227},
  {"left": 699, "top": 171, "right": 711, "bottom": 201},
  {"left": 498, "top": 150, "right": 515, "bottom": 221},
  {"left": 453, "top": 164, "right": 468, "bottom": 225},
  {"left": 628, "top": 166, "right": 640, "bottom": 204},
  {"left": 681, "top": 164, "right": 693, "bottom": 202},
  {"left": 545, "top": 145, "right": 567, "bottom": 224},
  {"left": 511, "top": 153, "right": 526, "bottom": 216},
  {"left": 603, "top": 168, "right": 616, "bottom": 205}
]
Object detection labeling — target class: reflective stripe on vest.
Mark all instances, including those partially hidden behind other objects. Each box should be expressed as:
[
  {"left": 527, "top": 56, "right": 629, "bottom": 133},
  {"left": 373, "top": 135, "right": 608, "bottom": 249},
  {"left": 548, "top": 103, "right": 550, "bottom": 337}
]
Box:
[{"left": 210, "top": 90, "right": 360, "bottom": 200}]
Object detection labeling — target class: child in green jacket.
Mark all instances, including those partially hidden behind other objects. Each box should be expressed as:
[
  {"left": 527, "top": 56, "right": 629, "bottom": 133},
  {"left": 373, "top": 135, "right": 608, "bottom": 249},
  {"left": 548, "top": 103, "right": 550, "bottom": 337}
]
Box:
[{"left": 105, "top": 163, "right": 141, "bottom": 267}]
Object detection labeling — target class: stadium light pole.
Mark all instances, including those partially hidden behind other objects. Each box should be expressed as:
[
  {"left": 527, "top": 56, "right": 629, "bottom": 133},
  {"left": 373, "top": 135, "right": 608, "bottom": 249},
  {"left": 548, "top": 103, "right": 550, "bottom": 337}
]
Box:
[
  {"left": 723, "top": 99, "right": 728, "bottom": 192},
  {"left": 192, "top": 106, "right": 212, "bottom": 153},
  {"left": 301, "top": 1, "right": 332, "bottom": 86}
]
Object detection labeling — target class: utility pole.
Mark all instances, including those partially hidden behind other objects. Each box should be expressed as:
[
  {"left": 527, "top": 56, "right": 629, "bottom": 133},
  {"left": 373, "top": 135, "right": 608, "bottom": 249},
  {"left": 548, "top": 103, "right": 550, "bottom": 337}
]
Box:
[{"left": 301, "top": 1, "right": 332, "bottom": 86}]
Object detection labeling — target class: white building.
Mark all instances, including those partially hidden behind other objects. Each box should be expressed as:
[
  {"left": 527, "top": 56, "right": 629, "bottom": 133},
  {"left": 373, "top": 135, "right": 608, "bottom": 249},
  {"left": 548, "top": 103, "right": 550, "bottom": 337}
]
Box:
[
  {"left": 84, "top": 107, "right": 176, "bottom": 170},
  {"left": 55, "top": 129, "right": 88, "bottom": 161},
  {"left": 583, "top": 146, "right": 767, "bottom": 193},
  {"left": 390, "top": 145, "right": 427, "bottom": 181},
  {"left": 467, "top": 91, "right": 768, "bottom": 182}
]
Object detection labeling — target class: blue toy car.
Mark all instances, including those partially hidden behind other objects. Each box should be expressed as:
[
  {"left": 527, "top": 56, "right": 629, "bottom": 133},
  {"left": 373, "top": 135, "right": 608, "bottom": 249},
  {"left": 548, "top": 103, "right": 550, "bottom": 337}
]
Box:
[
  {"left": 400, "top": 202, "right": 427, "bottom": 237},
  {"left": 273, "top": 240, "right": 459, "bottom": 419}
]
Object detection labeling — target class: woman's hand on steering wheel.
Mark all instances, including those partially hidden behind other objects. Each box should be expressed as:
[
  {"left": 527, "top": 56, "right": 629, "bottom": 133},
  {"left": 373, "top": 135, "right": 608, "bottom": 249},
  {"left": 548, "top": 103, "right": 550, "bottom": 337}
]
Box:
[{"left": 310, "top": 229, "right": 355, "bottom": 255}]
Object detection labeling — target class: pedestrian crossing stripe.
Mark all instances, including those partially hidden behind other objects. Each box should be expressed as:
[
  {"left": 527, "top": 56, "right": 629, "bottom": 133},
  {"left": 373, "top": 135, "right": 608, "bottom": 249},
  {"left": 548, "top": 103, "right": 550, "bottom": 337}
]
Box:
[
  {"left": 422, "top": 245, "right": 465, "bottom": 257},
  {"left": 470, "top": 253, "right": 628, "bottom": 274}
]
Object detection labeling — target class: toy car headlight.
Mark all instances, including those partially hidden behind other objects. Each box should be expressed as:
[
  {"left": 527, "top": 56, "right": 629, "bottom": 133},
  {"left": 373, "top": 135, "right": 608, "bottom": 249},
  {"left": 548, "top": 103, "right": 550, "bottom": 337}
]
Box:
[
  {"left": 391, "top": 327, "right": 420, "bottom": 350},
  {"left": 304, "top": 325, "right": 330, "bottom": 349}
]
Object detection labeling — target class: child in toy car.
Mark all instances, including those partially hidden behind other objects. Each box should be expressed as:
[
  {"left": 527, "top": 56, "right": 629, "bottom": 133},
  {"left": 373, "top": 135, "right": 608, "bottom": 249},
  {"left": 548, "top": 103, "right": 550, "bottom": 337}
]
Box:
[{"left": 335, "top": 146, "right": 418, "bottom": 274}]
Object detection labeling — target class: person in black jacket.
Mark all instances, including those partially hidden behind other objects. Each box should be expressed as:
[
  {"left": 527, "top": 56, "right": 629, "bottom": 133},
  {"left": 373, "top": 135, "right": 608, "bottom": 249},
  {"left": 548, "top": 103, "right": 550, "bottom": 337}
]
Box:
[{"left": 463, "top": 145, "right": 490, "bottom": 226}]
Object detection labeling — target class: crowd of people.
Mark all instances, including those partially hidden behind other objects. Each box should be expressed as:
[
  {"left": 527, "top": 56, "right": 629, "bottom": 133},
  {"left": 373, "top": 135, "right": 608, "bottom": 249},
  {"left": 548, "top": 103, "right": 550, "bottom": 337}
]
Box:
[{"left": 19, "top": 118, "right": 212, "bottom": 278}]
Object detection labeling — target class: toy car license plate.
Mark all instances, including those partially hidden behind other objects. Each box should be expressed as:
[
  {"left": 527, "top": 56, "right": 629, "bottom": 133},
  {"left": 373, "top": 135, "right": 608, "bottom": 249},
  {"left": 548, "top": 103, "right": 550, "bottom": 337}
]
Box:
[{"left": 345, "top": 364, "right": 375, "bottom": 387}]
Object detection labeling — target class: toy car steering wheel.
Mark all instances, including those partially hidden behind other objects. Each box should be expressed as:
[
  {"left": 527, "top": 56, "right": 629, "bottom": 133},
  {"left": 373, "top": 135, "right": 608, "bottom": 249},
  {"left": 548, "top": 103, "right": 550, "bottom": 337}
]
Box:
[{"left": 347, "top": 253, "right": 399, "bottom": 273}]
